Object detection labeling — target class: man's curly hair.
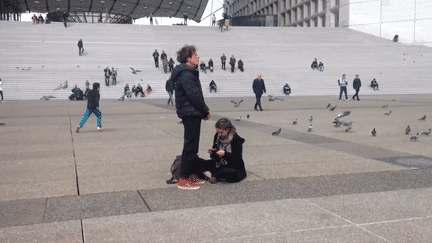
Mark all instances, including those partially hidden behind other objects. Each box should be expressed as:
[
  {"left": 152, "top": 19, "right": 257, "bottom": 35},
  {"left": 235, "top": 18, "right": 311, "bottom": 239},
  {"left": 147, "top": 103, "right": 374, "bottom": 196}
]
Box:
[{"left": 176, "top": 45, "right": 197, "bottom": 64}]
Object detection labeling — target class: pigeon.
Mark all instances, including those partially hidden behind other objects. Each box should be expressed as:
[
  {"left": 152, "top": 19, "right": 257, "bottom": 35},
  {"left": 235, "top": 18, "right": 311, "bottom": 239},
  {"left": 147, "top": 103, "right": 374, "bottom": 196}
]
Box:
[
  {"left": 230, "top": 100, "right": 244, "bottom": 107},
  {"left": 309, "top": 116, "right": 313, "bottom": 122},
  {"left": 247, "top": 114, "right": 250, "bottom": 119},
  {"left": 410, "top": 133, "right": 419, "bottom": 142},
  {"left": 335, "top": 111, "right": 351, "bottom": 119},
  {"left": 272, "top": 128, "right": 282, "bottom": 136},
  {"left": 405, "top": 125, "right": 411, "bottom": 135},
  {"left": 307, "top": 124, "right": 313, "bottom": 132},
  {"left": 77, "top": 65, "right": 80, "bottom": 68},
  {"left": 53, "top": 83, "right": 63, "bottom": 91},
  {"left": 22, "top": 67, "right": 31, "bottom": 71},
  {"left": 130, "top": 67, "right": 141, "bottom": 74},
  {"left": 384, "top": 110, "right": 392, "bottom": 116},
  {"left": 329, "top": 105, "right": 337, "bottom": 111},
  {"left": 382, "top": 104, "right": 389, "bottom": 108},
  {"left": 326, "top": 103, "right": 331, "bottom": 108},
  {"left": 372, "top": 128, "right": 377, "bottom": 136},
  {"left": 62, "top": 80, "right": 68, "bottom": 89},
  {"left": 421, "top": 129, "right": 431, "bottom": 136},
  {"left": 292, "top": 118, "right": 297, "bottom": 125},
  {"left": 16, "top": 67, "right": 19, "bottom": 69},
  {"left": 268, "top": 95, "right": 284, "bottom": 102},
  {"left": 418, "top": 115, "right": 426, "bottom": 121},
  {"left": 42, "top": 65, "right": 44, "bottom": 67},
  {"left": 40, "top": 95, "right": 56, "bottom": 100},
  {"left": 0, "top": 123, "right": 5, "bottom": 126},
  {"left": 235, "top": 116, "right": 242, "bottom": 121},
  {"left": 345, "top": 126, "right": 352, "bottom": 132}
]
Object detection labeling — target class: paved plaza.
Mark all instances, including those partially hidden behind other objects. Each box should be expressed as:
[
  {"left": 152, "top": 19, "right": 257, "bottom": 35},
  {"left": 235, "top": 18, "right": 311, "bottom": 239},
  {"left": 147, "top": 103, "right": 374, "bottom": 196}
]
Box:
[{"left": 1, "top": 94, "right": 432, "bottom": 242}]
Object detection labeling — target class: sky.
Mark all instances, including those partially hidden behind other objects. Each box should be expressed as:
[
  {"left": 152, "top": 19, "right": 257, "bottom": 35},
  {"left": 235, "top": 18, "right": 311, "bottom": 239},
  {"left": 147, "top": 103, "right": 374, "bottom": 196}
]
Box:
[{"left": 20, "top": 0, "right": 224, "bottom": 27}]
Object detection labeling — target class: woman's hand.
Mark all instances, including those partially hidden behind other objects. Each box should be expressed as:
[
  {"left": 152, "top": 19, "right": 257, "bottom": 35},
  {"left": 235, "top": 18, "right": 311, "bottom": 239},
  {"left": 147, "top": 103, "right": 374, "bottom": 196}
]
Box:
[{"left": 216, "top": 150, "right": 225, "bottom": 156}]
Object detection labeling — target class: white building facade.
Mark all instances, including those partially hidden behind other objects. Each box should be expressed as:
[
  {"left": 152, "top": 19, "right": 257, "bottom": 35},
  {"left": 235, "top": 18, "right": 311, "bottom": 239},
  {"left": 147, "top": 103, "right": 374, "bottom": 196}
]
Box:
[{"left": 225, "top": 0, "right": 432, "bottom": 46}]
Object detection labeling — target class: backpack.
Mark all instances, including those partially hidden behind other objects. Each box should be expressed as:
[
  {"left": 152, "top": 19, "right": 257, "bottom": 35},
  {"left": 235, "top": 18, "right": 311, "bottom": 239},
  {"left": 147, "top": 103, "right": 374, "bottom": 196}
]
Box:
[{"left": 166, "top": 155, "right": 182, "bottom": 184}]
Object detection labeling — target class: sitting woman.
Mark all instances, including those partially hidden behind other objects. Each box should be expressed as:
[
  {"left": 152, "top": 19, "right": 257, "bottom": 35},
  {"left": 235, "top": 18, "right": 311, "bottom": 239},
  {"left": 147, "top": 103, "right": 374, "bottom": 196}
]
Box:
[
  {"left": 370, "top": 78, "right": 379, "bottom": 91},
  {"left": 205, "top": 118, "right": 247, "bottom": 183},
  {"left": 318, "top": 62, "right": 324, "bottom": 72},
  {"left": 283, "top": 83, "right": 291, "bottom": 95},
  {"left": 209, "top": 80, "right": 217, "bottom": 93},
  {"left": 311, "top": 58, "right": 318, "bottom": 70}
]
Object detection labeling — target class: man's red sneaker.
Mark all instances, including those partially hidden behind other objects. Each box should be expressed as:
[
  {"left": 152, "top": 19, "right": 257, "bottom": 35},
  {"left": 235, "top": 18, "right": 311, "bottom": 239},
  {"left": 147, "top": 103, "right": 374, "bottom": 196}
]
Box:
[{"left": 177, "top": 178, "right": 200, "bottom": 190}]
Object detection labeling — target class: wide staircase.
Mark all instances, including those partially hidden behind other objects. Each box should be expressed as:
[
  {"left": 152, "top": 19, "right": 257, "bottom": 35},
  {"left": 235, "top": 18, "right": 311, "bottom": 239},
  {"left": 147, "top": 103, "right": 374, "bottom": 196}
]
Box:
[{"left": 1, "top": 21, "right": 431, "bottom": 100}]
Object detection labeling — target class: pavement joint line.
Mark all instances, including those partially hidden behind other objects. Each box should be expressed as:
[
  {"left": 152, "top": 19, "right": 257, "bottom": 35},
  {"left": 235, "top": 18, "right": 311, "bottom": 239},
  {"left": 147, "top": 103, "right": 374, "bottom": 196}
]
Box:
[
  {"left": 69, "top": 113, "right": 80, "bottom": 196},
  {"left": 80, "top": 219, "right": 85, "bottom": 243},
  {"left": 303, "top": 199, "right": 392, "bottom": 242},
  {"left": 356, "top": 215, "right": 432, "bottom": 226},
  {"left": 137, "top": 190, "right": 152, "bottom": 212}
]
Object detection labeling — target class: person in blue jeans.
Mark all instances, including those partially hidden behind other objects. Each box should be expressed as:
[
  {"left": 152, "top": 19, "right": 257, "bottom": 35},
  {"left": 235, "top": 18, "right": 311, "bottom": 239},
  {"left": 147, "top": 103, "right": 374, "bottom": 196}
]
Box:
[{"left": 76, "top": 82, "right": 101, "bottom": 133}]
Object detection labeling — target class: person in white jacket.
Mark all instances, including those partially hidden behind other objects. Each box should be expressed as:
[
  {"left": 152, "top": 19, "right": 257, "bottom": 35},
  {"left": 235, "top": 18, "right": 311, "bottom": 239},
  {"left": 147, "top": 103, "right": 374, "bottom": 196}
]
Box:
[{"left": 338, "top": 74, "right": 350, "bottom": 101}]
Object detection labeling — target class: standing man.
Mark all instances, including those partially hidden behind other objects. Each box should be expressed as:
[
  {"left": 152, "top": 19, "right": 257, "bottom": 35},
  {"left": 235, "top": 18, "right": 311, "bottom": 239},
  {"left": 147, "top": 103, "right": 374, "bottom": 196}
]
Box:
[
  {"left": 338, "top": 74, "right": 350, "bottom": 101},
  {"left": 0, "top": 78, "right": 3, "bottom": 102},
  {"left": 229, "top": 55, "right": 236, "bottom": 73},
  {"left": 103, "top": 66, "right": 111, "bottom": 86},
  {"left": 183, "top": 13, "right": 188, "bottom": 25},
  {"left": 153, "top": 49, "right": 159, "bottom": 68},
  {"left": 171, "top": 45, "right": 211, "bottom": 190},
  {"left": 77, "top": 39, "right": 83, "bottom": 56},
  {"left": 252, "top": 73, "right": 266, "bottom": 111},
  {"left": 111, "top": 67, "right": 117, "bottom": 86},
  {"left": 221, "top": 54, "right": 226, "bottom": 71},
  {"left": 150, "top": 13, "right": 153, "bottom": 25},
  {"left": 211, "top": 14, "right": 216, "bottom": 26},
  {"left": 352, "top": 74, "right": 361, "bottom": 101}
]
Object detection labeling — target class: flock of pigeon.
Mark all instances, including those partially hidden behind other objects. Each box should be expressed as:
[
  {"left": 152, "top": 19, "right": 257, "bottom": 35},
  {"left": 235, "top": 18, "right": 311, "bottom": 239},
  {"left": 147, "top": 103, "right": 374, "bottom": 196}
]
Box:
[{"left": 229, "top": 98, "right": 430, "bottom": 143}]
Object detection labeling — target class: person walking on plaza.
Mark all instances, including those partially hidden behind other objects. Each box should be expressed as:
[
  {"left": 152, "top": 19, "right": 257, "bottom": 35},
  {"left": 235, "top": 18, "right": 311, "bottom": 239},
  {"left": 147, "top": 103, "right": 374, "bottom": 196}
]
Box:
[
  {"left": 352, "top": 74, "right": 361, "bottom": 101},
  {"left": 77, "top": 39, "right": 84, "bottom": 56},
  {"left": 171, "top": 45, "right": 211, "bottom": 190},
  {"left": 221, "top": 54, "right": 226, "bottom": 70},
  {"left": 168, "top": 57, "right": 175, "bottom": 73},
  {"left": 338, "top": 74, "right": 350, "bottom": 101},
  {"left": 252, "top": 73, "right": 266, "bottom": 111},
  {"left": 103, "top": 66, "right": 111, "bottom": 86},
  {"left": 165, "top": 76, "right": 174, "bottom": 106},
  {"left": 76, "top": 82, "right": 101, "bottom": 133},
  {"left": 153, "top": 49, "right": 159, "bottom": 68},
  {"left": 0, "top": 78, "right": 4, "bottom": 102}
]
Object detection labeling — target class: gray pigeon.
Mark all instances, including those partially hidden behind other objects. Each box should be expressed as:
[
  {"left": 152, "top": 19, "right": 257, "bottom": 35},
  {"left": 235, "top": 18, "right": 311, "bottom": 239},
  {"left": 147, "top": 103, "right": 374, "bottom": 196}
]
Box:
[
  {"left": 335, "top": 111, "right": 351, "bottom": 119},
  {"left": 345, "top": 126, "right": 352, "bottom": 132},
  {"left": 410, "top": 133, "right": 419, "bottom": 142},
  {"left": 326, "top": 103, "right": 331, "bottom": 108},
  {"left": 292, "top": 118, "right": 297, "bottom": 125},
  {"left": 309, "top": 116, "right": 313, "bottom": 122},
  {"left": 418, "top": 115, "right": 426, "bottom": 121},
  {"left": 382, "top": 104, "right": 389, "bottom": 108},
  {"left": 307, "top": 124, "right": 313, "bottom": 132},
  {"left": 62, "top": 80, "right": 68, "bottom": 89},
  {"left": 231, "top": 100, "right": 244, "bottom": 107},
  {"left": 272, "top": 128, "right": 282, "bottom": 136},
  {"left": 247, "top": 114, "right": 250, "bottom": 119},
  {"left": 235, "top": 116, "right": 241, "bottom": 121},
  {"left": 0, "top": 123, "right": 5, "bottom": 126},
  {"left": 405, "top": 125, "right": 411, "bottom": 135},
  {"left": 384, "top": 110, "right": 392, "bottom": 115},
  {"left": 372, "top": 128, "right": 376, "bottom": 136},
  {"left": 421, "top": 129, "right": 431, "bottom": 136},
  {"left": 268, "top": 95, "right": 284, "bottom": 102},
  {"left": 329, "top": 105, "right": 337, "bottom": 111}
]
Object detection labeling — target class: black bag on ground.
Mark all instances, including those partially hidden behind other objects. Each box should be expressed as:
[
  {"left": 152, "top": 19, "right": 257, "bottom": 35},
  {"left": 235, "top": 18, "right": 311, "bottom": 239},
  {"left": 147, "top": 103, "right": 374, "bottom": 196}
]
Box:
[{"left": 166, "top": 155, "right": 182, "bottom": 184}]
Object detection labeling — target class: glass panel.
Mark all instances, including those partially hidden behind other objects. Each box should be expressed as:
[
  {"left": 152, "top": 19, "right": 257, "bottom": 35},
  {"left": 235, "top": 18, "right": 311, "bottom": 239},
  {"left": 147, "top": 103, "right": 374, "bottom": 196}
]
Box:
[{"left": 349, "top": 1, "right": 380, "bottom": 25}]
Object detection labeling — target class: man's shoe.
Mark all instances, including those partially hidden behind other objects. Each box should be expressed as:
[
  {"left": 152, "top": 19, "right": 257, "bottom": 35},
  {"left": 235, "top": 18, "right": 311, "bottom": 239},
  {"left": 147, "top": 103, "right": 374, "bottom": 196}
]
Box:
[
  {"left": 76, "top": 127, "right": 80, "bottom": 133},
  {"left": 254, "top": 108, "right": 259, "bottom": 111},
  {"left": 177, "top": 178, "right": 200, "bottom": 190},
  {"left": 97, "top": 127, "right": 102, "bottom": 131},
  {"left": 346, "top": 98, "right": 350, "bottom": 101},
  {"left": 339, "top": 99, "right": 342, "bottom": 101},
  {"left": 357, "top": 98, "right": 360, "bottom": 101}
]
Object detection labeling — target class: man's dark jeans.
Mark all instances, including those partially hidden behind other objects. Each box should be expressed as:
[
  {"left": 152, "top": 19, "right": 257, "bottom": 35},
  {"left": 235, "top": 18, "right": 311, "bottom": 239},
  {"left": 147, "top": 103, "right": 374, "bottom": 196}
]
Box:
[
  {"left": 254, "top": 93, "right": 263, "bottom": 111},
  {"left": 180, "top": 117, "right": 204, "bottom": 179},
  {"left": 353, "top": 88, "right": 360, "bottom": 100},
  {"left": 154, "top": 58, "right": 159, "bottom": 68}
]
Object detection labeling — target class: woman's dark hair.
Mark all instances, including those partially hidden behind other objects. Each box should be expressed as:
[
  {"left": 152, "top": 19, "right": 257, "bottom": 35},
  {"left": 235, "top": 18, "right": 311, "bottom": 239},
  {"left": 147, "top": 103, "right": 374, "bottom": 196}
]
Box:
[
  {"left": 215, "top": 118, "right": 236, "bottom": 134},
  {"left": 93, "top": 82, "right": 100, "bottom": 89},
  {"left": 177, "top": 45, "right": 197, "bottom": 64}
]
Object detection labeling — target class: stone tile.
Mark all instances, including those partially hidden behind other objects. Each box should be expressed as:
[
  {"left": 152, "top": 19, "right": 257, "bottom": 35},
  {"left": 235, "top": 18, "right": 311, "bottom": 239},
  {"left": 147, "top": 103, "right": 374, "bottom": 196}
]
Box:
[
  {"left": 0, "top": 220, "right": 82, "bottom": 243},
  {"left": 82, "top": 199, "right": 349, "bottom": 242},
  {"left": 362, "top": 217, "right": 432, "bottom": 243},
  {"left": 43, "top": 190, "right": 149, "bottom": 223},
  {"left": 0, "top": 198, "right": 46, "bottom": 228},
  {"left": 307, "top": 188, "right": 432, "bottom": 225}
]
